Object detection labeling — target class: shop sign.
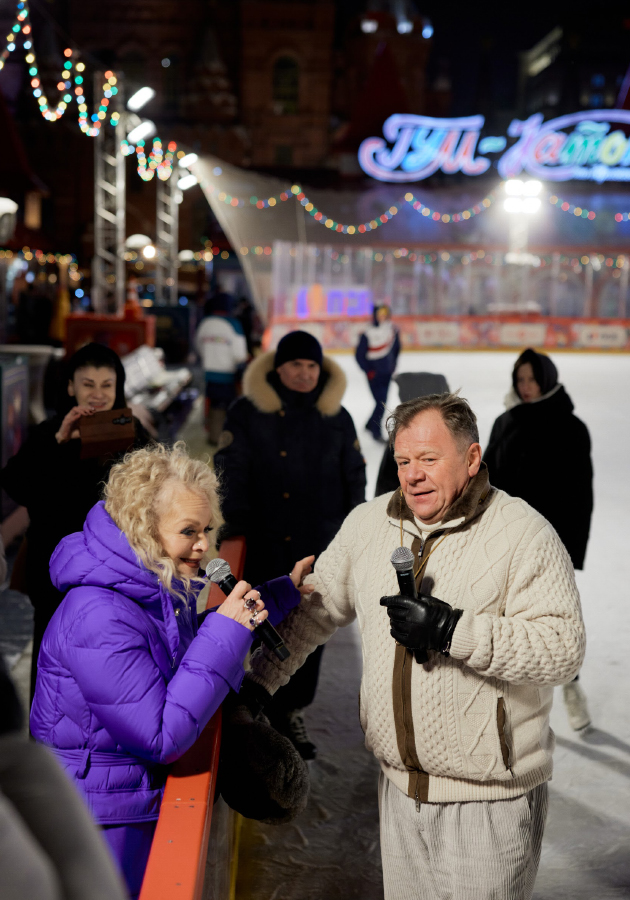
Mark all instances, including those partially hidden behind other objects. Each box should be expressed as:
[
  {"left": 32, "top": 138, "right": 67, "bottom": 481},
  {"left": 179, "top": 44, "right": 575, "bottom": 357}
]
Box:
[{"left": 359, "top": 110, "right": 630, "bottom": 184}]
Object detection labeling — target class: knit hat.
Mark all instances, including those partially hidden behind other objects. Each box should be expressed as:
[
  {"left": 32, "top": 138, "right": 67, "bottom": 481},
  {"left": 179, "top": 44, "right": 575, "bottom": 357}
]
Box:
[
  {"left": 274, "top": 331, "right": 323, "bottom": 368},
  {"left": 512, "top": 348, "right": 558, "bottom": 398}
]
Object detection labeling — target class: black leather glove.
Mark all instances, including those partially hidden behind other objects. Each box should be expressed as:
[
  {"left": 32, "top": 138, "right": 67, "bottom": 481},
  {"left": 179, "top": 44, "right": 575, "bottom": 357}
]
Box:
[{"left": 380, "top": 593, "right": 463, "bottom": 656}]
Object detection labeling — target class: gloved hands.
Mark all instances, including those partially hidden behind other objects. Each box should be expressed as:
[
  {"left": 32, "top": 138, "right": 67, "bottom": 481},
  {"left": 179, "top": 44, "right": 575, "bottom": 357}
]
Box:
[
  {"left": 380, "top": 593, "right": 463, "bottom": 656},
  {"left": 219, "top": 685, "right": 310, "bottom": 825}
]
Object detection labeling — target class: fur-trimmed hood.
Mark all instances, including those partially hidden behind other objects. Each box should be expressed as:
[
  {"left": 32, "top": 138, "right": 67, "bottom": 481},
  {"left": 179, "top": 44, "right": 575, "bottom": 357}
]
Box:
[{"left": 242, "top": 351, "right": 347, "bottom": 417}]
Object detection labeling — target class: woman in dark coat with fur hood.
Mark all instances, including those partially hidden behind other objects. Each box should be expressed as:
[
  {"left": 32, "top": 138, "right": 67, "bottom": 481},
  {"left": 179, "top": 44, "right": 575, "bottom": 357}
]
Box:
[
  {"left": 215, "top": 330, "right": 366, "bottom": 758},
  {"left": 484, "top": 347, "right": 593, "bottom": 731}
]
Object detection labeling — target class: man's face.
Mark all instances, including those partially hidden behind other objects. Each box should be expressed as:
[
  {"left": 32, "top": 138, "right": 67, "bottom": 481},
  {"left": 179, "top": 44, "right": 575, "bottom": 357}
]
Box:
[
  {"left": 394, "top": 409, "right": 482, "bottom": 524},
  {"left": 276, "top": 359, "right": 321, "bottom": 393}
]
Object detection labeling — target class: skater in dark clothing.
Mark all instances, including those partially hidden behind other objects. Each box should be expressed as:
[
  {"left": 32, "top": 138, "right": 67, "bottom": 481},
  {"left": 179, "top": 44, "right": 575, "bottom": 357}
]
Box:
[{"left": 356, "top": 305, "right": 400, "bottom": 442}]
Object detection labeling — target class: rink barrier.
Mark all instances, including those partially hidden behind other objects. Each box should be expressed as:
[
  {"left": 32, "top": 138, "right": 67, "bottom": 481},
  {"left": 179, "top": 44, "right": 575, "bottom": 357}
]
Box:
[
  {"left": 264, "top": 314, "right": 630, "bottom": 352},
  {"left": 139, "top": 536, "right": 247, "bottom": 900}
]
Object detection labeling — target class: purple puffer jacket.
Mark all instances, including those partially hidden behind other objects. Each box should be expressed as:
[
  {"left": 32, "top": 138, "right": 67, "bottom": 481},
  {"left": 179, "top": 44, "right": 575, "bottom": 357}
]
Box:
[{"left": 30, "top": 501, "right": 300, "bottom": 825}]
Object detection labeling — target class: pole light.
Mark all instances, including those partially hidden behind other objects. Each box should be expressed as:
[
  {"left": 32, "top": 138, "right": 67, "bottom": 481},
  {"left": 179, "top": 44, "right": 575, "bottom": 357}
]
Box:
[
  {"left": 127, "top": 86, "right": 156, "bottom": 112},
  {"left": 178, "top": 153, "right": 198, "bottom": 168},
  {"left": 127, "top": 120, "right": 156, "bottom": 144},
  {"left": 177, "top": 173, "right": 198, "bottom": 190}
]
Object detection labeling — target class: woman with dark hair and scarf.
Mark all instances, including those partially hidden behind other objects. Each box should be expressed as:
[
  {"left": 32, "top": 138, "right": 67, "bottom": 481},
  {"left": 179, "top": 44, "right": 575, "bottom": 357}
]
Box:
[
  {"left": 1, "top": 343, "right": 151, "bottom": 701},
  {"left": 484, "top": 347, "right": 593, "bottom": 730}
]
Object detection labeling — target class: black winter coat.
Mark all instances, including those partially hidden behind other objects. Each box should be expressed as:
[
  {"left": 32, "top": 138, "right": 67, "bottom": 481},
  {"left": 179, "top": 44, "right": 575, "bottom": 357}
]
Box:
[
  {"left": 214, "top": 353, "right": 366, "bottom": 585},
  {"left": 0, "top": 415, "right": 150, "bottom": 612},
  {"left": 484, "top": 385, "right": 593, "bottom": 569}
]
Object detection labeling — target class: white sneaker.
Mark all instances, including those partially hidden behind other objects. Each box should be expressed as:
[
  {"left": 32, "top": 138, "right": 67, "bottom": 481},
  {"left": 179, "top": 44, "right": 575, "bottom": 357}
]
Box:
[{"left": 562, "top": 681, "right": 591, "bottom": 731}]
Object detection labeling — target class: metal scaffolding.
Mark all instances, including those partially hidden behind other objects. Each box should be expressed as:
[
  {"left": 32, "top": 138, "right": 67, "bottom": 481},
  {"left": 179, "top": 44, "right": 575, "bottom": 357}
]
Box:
[
  {"left": 155, "top": 174, "right": 179, "bottom": 305},
  {"left": 92, "top": 72, "right": 126, "bottom": 314}
]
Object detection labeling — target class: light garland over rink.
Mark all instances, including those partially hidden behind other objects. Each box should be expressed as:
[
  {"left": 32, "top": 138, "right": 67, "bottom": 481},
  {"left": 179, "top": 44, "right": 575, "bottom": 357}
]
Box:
[{"left": 0, "top": 0, "right": 120, "bottom": 133}]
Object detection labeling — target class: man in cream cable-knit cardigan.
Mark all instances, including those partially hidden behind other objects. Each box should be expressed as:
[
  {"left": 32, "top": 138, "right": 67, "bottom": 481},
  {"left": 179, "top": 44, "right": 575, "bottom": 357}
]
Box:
[{"left": 246, "top": 392, "right": 585, "bottom": 900}]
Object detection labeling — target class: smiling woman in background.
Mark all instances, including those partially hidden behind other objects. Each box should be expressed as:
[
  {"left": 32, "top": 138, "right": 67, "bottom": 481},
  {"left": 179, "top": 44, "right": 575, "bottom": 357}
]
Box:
[{"left": 0, "top": 343, "right": 151, "bottom": 701}]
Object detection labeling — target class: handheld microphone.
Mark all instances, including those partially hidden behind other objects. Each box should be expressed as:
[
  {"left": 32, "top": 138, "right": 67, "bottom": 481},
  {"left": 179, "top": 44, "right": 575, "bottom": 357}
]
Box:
[
  {"left": 390, "top": 547, "right": 427, "bottom": 664},
  {"left": 205, "top": 558, "right": 290, "bottom": 661}
]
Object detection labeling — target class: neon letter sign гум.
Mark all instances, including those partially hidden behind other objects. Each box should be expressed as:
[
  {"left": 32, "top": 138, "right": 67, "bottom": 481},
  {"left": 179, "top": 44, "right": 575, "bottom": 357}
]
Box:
[{"left": 358, "top": 110, "right": 630, "bottom": 183}]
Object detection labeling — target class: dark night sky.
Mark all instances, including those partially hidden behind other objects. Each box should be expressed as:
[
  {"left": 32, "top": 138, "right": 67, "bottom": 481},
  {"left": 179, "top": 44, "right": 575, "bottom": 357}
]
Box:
[{"left": 335, "top": 1, "right": 630, "bottom": 116}]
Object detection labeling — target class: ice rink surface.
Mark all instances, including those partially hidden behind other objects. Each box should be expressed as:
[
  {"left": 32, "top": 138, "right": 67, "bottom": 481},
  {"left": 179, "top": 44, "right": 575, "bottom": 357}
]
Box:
[{"left": 237, "top": 351, "right": 630, "bottom": 900}]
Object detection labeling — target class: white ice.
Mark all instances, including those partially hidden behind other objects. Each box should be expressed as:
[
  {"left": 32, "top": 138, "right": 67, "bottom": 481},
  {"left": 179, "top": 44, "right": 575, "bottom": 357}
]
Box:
[{"left": 236, "top": 350, "right": 630, "bottom": 899}]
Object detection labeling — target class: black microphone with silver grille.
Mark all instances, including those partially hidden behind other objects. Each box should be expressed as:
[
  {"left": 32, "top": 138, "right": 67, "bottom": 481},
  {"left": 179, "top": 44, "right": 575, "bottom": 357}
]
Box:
[
  {"left": 205, "top": 558, "right": 290, "bottom": 661},
  {"left": 390, "top": 546, "right": 427, "bottom": 664}
]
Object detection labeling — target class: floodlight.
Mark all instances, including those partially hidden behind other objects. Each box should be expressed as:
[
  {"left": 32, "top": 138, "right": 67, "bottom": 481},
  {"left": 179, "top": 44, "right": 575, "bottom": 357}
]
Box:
[
  {"left": 142, "top": 244, "right": 157, "bottom": 259},
  {"left": 127, "top": 87, "right": 156, "bottom": 112},
  {"left": 177, "top": 174, "right": 198, "bottom": 190},
  {"left": 127, "top": 120, "right": 156, "bottom": 144}
]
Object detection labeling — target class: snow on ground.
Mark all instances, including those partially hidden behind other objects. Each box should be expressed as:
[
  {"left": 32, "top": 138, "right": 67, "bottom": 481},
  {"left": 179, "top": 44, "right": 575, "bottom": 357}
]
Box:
[{"left": 236, "top": 350, "right": 630, "bottom": 900}]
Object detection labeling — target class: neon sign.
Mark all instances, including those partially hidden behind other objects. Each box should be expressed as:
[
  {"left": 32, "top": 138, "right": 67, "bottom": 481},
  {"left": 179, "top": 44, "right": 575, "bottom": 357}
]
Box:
[
  {"left": 359, "top": 110, "right": 630, "bottom": 184},
  {"left": 295, "top": 284, "right": 372, "bottom": 318}
]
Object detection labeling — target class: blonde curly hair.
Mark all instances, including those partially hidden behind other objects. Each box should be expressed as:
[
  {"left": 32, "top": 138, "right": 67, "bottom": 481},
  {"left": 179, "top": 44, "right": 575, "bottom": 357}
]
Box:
[{"left": 104, "top": 441, "right": 221, "bottom": 595}]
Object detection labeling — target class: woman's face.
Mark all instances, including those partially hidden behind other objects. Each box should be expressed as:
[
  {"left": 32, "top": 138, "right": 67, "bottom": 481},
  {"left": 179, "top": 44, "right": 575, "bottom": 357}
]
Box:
[
  {"left": 156, "top": 482, "right": 212, "bottom": 578},
  {"left": 68, "top": 365, "right": 117, "bottom": 411},
  {"left": 516, "top": 362, "right": 542, "bottom": 403},
  {"left": 376, "top": 306, "right": 390, "bottom": 324}
]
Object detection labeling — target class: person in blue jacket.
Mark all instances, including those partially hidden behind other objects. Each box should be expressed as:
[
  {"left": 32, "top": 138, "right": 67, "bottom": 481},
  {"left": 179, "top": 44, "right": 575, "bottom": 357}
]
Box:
[{"left": 356, "top": 304, "right": 400, "bottom": 442}]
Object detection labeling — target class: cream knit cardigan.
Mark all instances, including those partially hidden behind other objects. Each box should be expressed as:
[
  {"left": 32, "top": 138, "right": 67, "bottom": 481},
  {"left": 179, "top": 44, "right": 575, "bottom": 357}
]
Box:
[{"left": 249, "top": 475, "right": 586, "bottom": 802}]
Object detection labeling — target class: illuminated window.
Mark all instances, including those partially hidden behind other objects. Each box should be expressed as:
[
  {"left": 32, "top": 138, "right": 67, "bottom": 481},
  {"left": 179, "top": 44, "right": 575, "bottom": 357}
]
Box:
[{"left": 272, "top": 56, "right": 299, "bottom": 115}]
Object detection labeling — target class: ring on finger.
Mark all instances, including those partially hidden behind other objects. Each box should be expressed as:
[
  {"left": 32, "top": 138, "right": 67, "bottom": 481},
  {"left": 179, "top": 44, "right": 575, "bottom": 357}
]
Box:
[
  {"left": 249, "top": 612, "right": 259, "bottom": 627},
  {"left": 244, "top": 592, "right": 260, "bottom": 610}
]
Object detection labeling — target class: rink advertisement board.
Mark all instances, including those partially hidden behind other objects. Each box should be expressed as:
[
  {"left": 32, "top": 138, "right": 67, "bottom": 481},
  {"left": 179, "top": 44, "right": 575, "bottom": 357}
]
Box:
[{"left": 267, "top": 315, "right": 630, "bottom": 352}]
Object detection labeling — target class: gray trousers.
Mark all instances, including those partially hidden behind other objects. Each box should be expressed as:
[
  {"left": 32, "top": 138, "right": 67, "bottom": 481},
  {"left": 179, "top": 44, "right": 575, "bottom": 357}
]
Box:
[{"left": 379, "top": 773, "right": 548, "bottom": 900}]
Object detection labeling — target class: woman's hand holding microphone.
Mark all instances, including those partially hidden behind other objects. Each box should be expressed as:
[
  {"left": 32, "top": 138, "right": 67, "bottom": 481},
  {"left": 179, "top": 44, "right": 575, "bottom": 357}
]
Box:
[{"left": 216, "top": 580, "right": 269, "bottom": 632}]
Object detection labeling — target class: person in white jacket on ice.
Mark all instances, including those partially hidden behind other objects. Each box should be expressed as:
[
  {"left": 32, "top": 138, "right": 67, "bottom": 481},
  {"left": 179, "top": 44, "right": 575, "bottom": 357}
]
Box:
[{"left": 195, "top": 292, "right": 248, "bottom": 443}]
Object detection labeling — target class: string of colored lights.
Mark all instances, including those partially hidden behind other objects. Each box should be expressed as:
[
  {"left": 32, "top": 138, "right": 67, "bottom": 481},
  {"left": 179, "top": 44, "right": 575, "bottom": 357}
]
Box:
[
  {"left": 0, "top": 247, "right": 77, "bottom": 263},
  {"left": 201, "top": 181, "right": 503, "bottom": 232},
  {"left": 403, "top": 190, "right": 497, "bottom": 222},
  {"left": 134, "top": 138, "right": 178, "bottom": 181},
  {"left": 203, "top": 182, "right": 292, "bottom": 207},
  {"left": 0, "top": 0, "right": 120, "bottom": 134},
  {"left": 548, "top": 194, "right": 597, "bottom": 220},
  {"left": 0, "top": 0, "right": 31, "bottom": 73}
]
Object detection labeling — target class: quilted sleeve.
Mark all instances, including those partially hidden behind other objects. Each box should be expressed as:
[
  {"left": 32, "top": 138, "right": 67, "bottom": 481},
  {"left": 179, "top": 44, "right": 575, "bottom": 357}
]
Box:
[
  {"left": 62, "top": 597, "right": 253, "bottom": 765},
  {"left": 247, "top": 503, "right": 365, "bottom": 694},
  {"left": 449, "top": 520, "right": 586, "bottom": 685}
]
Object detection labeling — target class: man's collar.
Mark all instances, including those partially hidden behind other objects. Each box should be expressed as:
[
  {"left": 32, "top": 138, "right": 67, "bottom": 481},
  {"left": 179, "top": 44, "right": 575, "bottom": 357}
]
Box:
[{"left": 386, "top": 462, "right": 492, "bottom": 530}]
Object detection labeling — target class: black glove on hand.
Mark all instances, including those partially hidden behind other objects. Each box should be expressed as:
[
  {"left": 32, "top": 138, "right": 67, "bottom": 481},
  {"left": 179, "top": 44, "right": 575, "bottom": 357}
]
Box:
[{"left": 380, "top": 593, "right": 463, "bottom": 655}]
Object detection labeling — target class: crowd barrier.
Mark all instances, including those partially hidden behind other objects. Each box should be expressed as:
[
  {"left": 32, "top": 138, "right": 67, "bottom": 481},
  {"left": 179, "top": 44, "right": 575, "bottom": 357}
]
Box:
[{"left": 140, "top": 536, "right": 247, "bottom": 900}]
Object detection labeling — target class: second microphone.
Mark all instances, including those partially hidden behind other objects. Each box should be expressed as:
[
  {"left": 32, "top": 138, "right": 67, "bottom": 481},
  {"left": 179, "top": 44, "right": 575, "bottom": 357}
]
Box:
[{"left": 205, "top": 558, "right": 291, "bottom": 661}]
